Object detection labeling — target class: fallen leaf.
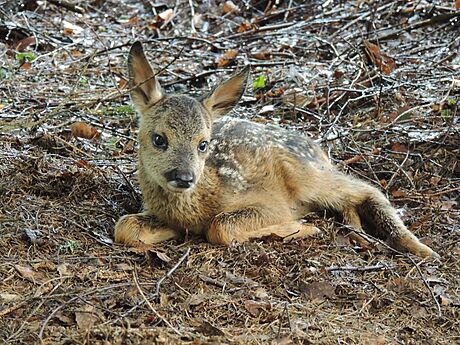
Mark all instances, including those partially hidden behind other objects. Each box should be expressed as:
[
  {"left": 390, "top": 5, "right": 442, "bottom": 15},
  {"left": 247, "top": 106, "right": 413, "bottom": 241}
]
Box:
[
  {"left": 363, "top": 40, "right": 395, "bottom": 75},
  {"left": 223, "top": 1, "right": 238, "bottom": 14},
  {"left": 70, "top": 122, "right": 101, "bottom": 140},
  {"left": 15, "top": 265, "right": 46, "bottom": 284},
  {"left": 21, "top": 61, "right": 32, "bottom": 70},
  {"left": 390, "top": 143, "right": 407, "bottom": 152},
  {"left": 57, "top": 263, "right": 71, "bottom": 276},
  {"left": 300, "top": 281, "right": 335, "bottom": 301},
  {"left": 187, "top": 293, "right": 208, "bottom": 307},
  {"left": 217, "top": 50, "right": 239, "bottom": 67},
  {"left": 439, "top": 294, "right": 453, "bottom": 306},
  {"left": 251, "top": 51, "right": 271, "bottom": 60},
  {"left": 457, "top": 0, "right": 460, "bottom": 10},
  {"left": 196, "top": 319, "right": 225, "bottom": 336},
  {"left": 118, "top": 77, "right": 128, "bottom": 89},
  {"left": 75, "top": 305, "right": 98, "bottom": 330},
  {"left": 244, "top": 300, "right": 271, "bottom": 317},
  {"left": 391, "top": 189, "right": 406, "bottom": 198},
  {"left": 158, "top": 9, "right": 174, "bottom": 22},
  {"left": 343, "top": 155, "right": 362, "bottom": 165},
  {"left": 15, "top": 36, "right": 36, "bottom": 51},
  {"left": 63, "top": 28, "right": 74, "bottom": 35},
  {"left": 238, "top": 22, "right": 255, "bottom": 33}
]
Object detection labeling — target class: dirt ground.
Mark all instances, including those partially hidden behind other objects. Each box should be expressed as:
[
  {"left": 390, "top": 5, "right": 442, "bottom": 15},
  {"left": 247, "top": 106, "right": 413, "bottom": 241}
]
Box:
[{"left": 1, "top": 1, "right": 459, "bottom": 344}]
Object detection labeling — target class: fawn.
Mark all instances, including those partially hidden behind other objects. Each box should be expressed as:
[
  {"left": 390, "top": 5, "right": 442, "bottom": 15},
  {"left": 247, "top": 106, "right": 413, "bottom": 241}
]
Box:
[{"left": 114, "top": 41, "right": 438, "bottom": 259}]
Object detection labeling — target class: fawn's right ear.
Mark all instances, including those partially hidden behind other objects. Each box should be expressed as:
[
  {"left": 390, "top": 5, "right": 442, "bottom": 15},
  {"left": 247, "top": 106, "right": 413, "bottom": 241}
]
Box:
[{"left": 128, "top": 41, "right": 163, "bottom": 112}]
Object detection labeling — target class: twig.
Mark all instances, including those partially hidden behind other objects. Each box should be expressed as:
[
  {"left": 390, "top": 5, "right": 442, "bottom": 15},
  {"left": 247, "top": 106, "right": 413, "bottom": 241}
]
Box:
[
  {"left": 326, "top": 264, "right": 395, "bottom": 272},
  {"left": 154, "top": 247, "right": 191, "bottom": 298},
  {"left": 133, "top": 267, "right": 182, "bottom": 336},
  {"left": 48, "top": 0, "right": 85, "bottom": 14}
]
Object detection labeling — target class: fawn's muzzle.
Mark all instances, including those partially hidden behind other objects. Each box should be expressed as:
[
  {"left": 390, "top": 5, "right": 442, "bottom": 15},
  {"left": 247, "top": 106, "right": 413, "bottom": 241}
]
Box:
[{"left": 164, "top": 169, "right": 195, "bottom": 189}]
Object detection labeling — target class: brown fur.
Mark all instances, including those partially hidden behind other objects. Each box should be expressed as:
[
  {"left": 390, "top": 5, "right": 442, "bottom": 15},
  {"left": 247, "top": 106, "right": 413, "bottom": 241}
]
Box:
[{"left": 114, "top": 42, "right": 438, "bottom": 259}]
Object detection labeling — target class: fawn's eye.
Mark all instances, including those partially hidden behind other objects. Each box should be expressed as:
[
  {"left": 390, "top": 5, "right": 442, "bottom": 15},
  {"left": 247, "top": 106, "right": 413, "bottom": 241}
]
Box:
[
  {"left": 153, "top": 134, "right": 167, "bottom": 149},
  {"left": 198, "top": 140, "right": 208, "bottom": 153}
]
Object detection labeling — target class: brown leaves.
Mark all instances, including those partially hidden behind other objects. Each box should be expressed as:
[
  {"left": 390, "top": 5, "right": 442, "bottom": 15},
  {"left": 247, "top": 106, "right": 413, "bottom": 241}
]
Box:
[
  {"left": 363, "top": 40, "right": 395, "bottom": 75},
  {"left": 244, "top": 300, "right": 271, "bottom": 317},
  {"left": 75, "top": 305, "right": 99, "bottom": 330},
  {"left": 223, "top": 1, "right": 238, "bottom": 14},
  {"left": 300, "top": 281, "right": 335, "bottom": 301},
  {"left": 70, "top": 122, "right": 101, "bottom": 140},
  {"left": 217, "top": 50, "right": 239, "bottom": 67},
  {"left": 457, "top": 0, "right": 460, "bottom": 10}
]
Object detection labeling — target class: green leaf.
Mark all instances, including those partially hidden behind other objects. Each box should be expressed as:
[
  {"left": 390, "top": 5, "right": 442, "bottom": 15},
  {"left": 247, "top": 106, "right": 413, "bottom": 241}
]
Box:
[
  {"left": 441, "top": 109, "right": 450, "bottom": 118},
  {"left": 252, "top": 75, "right": 266, "bottom": 91},
  {"left": 16, "top": 52, "right": 36, "bottom": 62},
  {"left": 447, "top": 98, "right": 456, "bottom": 107}
]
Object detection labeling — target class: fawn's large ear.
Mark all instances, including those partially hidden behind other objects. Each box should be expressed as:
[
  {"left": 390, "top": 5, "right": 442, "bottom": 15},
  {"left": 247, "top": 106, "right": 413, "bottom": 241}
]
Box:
[
  {"left": 128, "top": 41, "right": 163, "bottom": 111},
  {"left": 202, "top": 66, "right": 249, "bottom": 118}
]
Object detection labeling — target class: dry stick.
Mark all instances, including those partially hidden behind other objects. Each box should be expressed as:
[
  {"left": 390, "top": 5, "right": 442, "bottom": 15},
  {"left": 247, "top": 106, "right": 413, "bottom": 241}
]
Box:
[
  {"left": 48, "top": 0, "right": 85, "bottom": 14},
  {"left": 133, "top": 267, "right": 182, "bottom": 336},
  {"left": 154, "top": 247, "right": 191, "bottom": 298},
  {"left": 326, "top": 263, "right": 395, "bottom": 272},
  {"left": 347, "top": 227, "right": 442, "bottom": 319},
  {"left": 371, "top": 11, "right": 460, "bottom": 42}
]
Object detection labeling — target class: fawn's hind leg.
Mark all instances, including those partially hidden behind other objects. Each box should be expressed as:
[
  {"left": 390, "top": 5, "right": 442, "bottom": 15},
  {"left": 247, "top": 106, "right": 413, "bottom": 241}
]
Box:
[
  {"left": 206, "top": 205, "right": 319, "bottom": 245},
  {"left": 316, "top": 173, "right": 438, "bottom": 258},
  {"left": 115, "top": 212, "right": 178, "bottom": 245}
]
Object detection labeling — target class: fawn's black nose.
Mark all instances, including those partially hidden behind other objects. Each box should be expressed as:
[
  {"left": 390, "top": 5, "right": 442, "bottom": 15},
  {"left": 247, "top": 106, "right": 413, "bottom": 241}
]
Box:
[{"left": 165, "top": 169, "right": 195, "bottom": 189}]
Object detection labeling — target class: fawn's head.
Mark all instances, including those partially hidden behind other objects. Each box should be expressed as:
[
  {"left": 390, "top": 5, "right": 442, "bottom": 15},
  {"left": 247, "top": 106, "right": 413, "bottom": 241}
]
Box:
[{"left": 128, "top": 42, "right": 248, "bottom": 193}]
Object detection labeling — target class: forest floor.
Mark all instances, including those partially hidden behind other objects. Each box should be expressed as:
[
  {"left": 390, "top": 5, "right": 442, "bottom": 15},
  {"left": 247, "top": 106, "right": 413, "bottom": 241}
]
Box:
[{"left": 0, "top": 1, "right": 459, "bottom": 344}]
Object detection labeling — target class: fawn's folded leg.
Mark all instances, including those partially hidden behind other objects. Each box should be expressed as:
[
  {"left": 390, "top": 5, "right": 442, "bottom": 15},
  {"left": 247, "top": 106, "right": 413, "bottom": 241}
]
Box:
[
  {"left": 114, "top": 212, "right": 178, "bottom": 245},
  {"left": 206, "top": 205, "right": 319, "bottom": 245}
]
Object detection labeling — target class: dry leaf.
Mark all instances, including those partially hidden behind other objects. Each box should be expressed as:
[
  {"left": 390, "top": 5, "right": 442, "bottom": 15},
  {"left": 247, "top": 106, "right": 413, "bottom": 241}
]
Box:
[
  {"left": 391, "top": 189, "right": 406, "bottom": 198},
  {"left": 75, "top": 305, "right": 98, "bottom": 330},
  {"left": 217, "top": 50, "right": 239, "bottom": 68},
  {"left": 244, "top": 300, "right": 271, "bottom": 317},
  {"left": 15, "top": 265, "right": 46, "bottom": 284},
  {"left": 363, "top": 40, "right": 395, "bottom": 75},
  {"left": 158, "top": 9, "right": 174, "bottom": 21},
  {"left": 70, "top": 122, "right": 101, "bottom": 140},
  {"left": 15, "top": 36, "right": 36, "bottom": 51},
  {"left": 343, "top": 154, "right": 362, "bottom": 165},
  {"left": 21, "top": 62, "right": 32, "bottom": 70},
  {"left": 457, "top": 0, "right": 460, "bottom": 10},
  {"left": 390, "top": 143, "right": 407, "bottom": 152},
  {"left": 118, "top": 77, "right": 128, "bottom": 89},
  {"left": 128, "top": 16, "right": 138, "bottom": 25},
  {"left": 57, "top": 263, "right": 71, "bottom": 276},
  {"left": 439, "top": 294, "right": 453, "bottom": 306},
  {"left": 196, "top": 319, "right": 225, "bottom": 336},
  {"left": 300, "top": 281, "right": 335, "bottom": 301},
  {"left": 223, "top": 1, "right": 238, "bottom": 14},
  {"left": 188, "top": 294, "right": 209, "bottom": 307},
  {"left": 63, "top": 28, "right": 73, "bottom": 35},
  {"left": 238, "top": 22, "right": 255, "bottom": 33},
  {"left": 251, "top": 51, "right": 271, "bottom": 60}
]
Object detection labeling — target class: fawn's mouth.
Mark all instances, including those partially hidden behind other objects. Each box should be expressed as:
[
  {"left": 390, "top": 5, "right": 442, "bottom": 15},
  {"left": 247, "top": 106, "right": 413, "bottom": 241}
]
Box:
[{"left": 166, "top": 181, "right": 195, "bottom": 192}]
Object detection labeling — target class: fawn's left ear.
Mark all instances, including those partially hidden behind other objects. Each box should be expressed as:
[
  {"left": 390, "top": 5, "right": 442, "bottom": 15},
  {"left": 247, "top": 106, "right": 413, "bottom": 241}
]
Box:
[{"left": 202, "top": 66, "right": 249, "bottom": 118}]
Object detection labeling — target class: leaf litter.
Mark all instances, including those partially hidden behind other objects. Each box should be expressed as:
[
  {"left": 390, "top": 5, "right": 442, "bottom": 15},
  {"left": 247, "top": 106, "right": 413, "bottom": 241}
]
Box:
[{"left": 0, "top": 0, "right": 459, "bottom": 344}]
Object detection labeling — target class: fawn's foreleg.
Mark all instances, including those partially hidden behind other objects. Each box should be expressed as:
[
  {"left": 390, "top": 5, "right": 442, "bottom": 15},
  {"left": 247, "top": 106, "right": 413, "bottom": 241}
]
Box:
[
  {"left": 206, "top": 205, "right": 319, "bottom": 245},
  {"left": 115, "top": 212, "right": 178, "bottom": 245}
]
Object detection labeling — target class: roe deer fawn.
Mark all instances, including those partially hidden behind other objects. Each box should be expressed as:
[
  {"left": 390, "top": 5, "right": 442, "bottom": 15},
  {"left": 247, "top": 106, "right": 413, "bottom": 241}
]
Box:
[{"left": 115, "top": 41, "right": 438, "bottom": 258}]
